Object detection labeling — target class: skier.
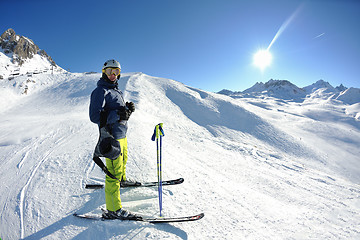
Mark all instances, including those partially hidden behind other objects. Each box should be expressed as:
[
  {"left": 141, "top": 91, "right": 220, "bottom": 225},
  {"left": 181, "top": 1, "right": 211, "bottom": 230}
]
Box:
[{"left": 89, "top": 59, "right": 140, "bottom": 220}]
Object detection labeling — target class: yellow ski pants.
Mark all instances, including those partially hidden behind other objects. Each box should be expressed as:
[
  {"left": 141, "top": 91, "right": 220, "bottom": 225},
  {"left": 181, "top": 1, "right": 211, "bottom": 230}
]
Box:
[{"left": 105, "top": 137, "right": 128, "bottom": 212}]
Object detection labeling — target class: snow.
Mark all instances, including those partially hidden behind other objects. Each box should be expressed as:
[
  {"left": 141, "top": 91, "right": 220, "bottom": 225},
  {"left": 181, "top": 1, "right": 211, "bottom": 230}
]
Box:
[
  {"left": 0, "top": 72, "right": 360, "bottom": 239},
  {"left": 0, "top": 48, "right": 65, "bottom": 80},
  {"left": 336, "top": 88, "right": 360, "bottom": 105}
]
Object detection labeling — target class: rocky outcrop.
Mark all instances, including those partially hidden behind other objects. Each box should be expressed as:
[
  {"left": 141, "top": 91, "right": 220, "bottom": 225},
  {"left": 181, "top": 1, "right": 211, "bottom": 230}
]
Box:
[{"left": 0, "top": 28, "right": 55, "bottom": 66}]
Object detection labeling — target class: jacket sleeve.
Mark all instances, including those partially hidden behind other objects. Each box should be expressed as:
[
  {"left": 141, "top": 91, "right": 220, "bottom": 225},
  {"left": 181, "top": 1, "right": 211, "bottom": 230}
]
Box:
[{"left": 89, "top": 88, "right": 105, "bottom": 125}]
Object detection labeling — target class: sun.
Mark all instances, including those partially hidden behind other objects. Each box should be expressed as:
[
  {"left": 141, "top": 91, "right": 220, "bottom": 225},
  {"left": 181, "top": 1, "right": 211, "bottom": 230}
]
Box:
[{"left": 253, "top": 49, "right": 272, "bottom": 70}]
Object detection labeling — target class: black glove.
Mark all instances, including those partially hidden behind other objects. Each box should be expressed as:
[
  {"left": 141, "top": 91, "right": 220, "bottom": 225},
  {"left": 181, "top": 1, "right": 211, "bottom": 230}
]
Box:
[
  {"left": 118, "top": 106, "right": 132, "bottom": 121},
  {"left": 126, "top": 102, "right": 135, "bottom": 112}
]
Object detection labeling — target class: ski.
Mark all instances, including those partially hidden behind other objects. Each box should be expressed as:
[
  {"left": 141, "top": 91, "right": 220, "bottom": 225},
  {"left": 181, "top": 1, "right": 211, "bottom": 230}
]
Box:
[
  {"left": 85, "top": 177, "right": 184, "bottom": 189},
  {"left": 144, "top": 213, "right": 204, "bottom": 223},
  {"left": 73, "top": 212, "right": 204, "bottom": 223}
]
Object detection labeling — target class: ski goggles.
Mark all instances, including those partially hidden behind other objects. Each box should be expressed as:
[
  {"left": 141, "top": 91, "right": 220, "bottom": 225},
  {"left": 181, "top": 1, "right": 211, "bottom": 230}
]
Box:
[{"left": 103, "top": 67, "right": 121, "bottom": 76}]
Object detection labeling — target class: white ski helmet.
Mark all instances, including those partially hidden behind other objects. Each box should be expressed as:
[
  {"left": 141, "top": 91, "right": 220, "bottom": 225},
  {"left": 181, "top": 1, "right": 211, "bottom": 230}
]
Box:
[{"left": 102, "top": 59, "right": 121, "bottom": 70}]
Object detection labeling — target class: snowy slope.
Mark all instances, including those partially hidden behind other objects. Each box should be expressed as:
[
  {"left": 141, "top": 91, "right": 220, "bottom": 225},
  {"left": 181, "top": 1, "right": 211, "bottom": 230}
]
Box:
[
  {"left": 0, "top": 47, "right": 64, "bottom": 81},
  {"left": 336, "top": 87, "right": 360, "bottom": 105},
  {"left": 0, "top": 72, "right": 360, "bottom": 239}
]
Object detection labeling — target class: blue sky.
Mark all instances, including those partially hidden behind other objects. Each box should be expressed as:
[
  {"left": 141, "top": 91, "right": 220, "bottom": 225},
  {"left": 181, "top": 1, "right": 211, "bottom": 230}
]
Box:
[{"left": 1, "top": 0, "right": 359, "bottom": 92}]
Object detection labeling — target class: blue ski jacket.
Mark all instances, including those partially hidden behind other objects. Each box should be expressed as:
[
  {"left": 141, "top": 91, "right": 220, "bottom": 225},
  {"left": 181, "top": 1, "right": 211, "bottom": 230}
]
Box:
[{"left": 89, "top": 78, "right": 128, "bottom": 139}]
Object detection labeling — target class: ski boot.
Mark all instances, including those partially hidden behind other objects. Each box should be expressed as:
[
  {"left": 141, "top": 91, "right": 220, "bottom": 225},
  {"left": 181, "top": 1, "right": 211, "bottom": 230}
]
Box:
[
  {"left": 102, "top": 208, "right": 143, "bottom": 221},
  {"left": 120, "top": 178, "right": 141, "bottom": 187}
]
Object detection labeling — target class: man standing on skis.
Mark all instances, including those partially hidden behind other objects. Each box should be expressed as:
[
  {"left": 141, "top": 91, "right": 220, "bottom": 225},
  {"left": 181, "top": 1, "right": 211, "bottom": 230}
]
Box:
[{"left": 89, "top": 59, "right": 140, "bottom": 220}]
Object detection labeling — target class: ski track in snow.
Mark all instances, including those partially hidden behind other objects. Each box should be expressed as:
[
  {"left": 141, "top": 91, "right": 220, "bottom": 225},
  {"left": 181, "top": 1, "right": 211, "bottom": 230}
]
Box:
[
  {"left": 18, "top": 133, "right": 70, "bottom": 238},
  {"left": 18, "top": 149, "right": 53, "bottom": 239},
  {"left": 17, "top": 150, "right": 30, "bottom": 169},
  {"left": 0, "top": 72, "right": 360, "bottom": 239}
]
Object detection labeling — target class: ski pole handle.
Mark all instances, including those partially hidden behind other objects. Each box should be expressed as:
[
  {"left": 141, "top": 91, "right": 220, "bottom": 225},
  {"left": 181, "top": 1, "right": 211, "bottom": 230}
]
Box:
[{"left": 151, "top": 123, "right": 164, "bottom": 141}]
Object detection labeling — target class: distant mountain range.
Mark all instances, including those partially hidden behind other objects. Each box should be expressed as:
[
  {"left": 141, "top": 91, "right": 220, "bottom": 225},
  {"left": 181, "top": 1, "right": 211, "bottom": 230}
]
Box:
[{"left": 218, "top": 79, "right": 360, "bottom": 104}]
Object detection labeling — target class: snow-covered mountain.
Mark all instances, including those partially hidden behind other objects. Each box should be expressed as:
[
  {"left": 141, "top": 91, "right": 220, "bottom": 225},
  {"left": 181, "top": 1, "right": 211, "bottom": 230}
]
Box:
[
  {"left": 0, "top": 28, "right": 65, "bottom": 81},
  {"left": 0, "top": 69, "right": 359, "bottom": 239},
  {"left": 245, "top": 79, "right": 306, "bottom": 100},
  {"left": 337, "top": 87, "right": 360, "bottom": 105},
  {"left": 219, "top": 79, "right": 360, "bottom": 105},
  {"left": 303, "top": 79, "right": 336, "bottom": 93}
]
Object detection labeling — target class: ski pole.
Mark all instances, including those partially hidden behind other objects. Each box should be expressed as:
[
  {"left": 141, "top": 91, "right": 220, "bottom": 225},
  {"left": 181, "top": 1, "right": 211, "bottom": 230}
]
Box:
[
  {"left": 152, "top": 123, "right": 165, "bottom": 217},
  {"left": 159, "top": 126, "right": 163, "bottom": 217}
]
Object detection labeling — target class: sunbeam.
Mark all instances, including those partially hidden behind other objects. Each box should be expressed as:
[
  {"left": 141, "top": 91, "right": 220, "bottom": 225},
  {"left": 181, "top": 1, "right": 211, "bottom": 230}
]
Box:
[{"left": 267, "top": 4, "right": 304, "bottom": 51}]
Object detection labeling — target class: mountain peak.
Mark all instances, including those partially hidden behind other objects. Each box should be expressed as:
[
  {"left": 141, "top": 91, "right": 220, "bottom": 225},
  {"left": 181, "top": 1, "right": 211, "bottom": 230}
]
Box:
[
  {"left": 0, "top": 28, "right": 16, "bottom": 42},
  {"left": 241, "top": 79, "right": 305, "bottom": 100},
  {"left": 303, "top": 79, "right": 335, "bottom": 93},
  {"left": 0, "top": 28, "right": 55, "bottom": 66},
  {"left": 335, "top": 84, "right": 347, "bottom": 92},
  {"left": 314, "top": 79, "right": 333, "bottom": 88},
  {"left": 265, "top": 79, "right": 294, "bottom": 87}
]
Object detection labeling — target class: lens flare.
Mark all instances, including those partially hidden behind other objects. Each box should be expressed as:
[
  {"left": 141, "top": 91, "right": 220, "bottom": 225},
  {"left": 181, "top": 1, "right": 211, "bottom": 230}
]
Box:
[
  {"left": 252, "top": 4, "right": 303, "bottom": 72},
  {"left": 267, "top": 4, "right": 304, "bottom": 51}
]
